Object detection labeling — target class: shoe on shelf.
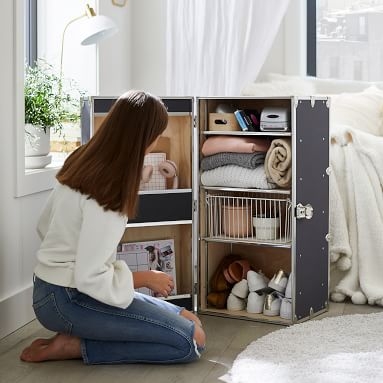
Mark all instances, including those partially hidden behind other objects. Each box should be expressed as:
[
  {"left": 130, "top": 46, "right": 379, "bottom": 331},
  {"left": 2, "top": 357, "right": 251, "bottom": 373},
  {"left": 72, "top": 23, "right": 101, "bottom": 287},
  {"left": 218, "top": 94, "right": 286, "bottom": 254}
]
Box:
[
  {"left": 247, "top": 291, "right": 265, "bottom": 314},
  {"left": 268, "top": 269, "right": 288, "bottom": 294},
  {"left": 227, "top": 293, "right": 246, "bottom": 311},
  {"left": 284, "top": 272, "right": 293, "bottom": 299},
  {"left": 231, "top": 279, "right": 249, "bottom": 299},
  {"left": 207, "top": 291, "right": 230, "bottom": 309},
  {"left": 224, "top": 259, "right": 251, "bottom": 284},
  {"left": 247, "top": 270, "right": 268, "bottom": 292},
  {"left": 210, "top": 254, "right": 242, "bottom": 292},
  {"left": 280, "top": 297, "right": 292, "bottom": 320},
  {"left": 263, "top": 291, "right": 283, "bottom": 316}
]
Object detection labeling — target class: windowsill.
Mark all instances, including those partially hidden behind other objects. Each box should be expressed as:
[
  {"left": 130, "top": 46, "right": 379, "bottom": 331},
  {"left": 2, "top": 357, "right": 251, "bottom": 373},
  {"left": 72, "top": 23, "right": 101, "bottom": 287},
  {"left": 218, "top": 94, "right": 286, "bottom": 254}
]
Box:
[
  {"left": 16, "top": 166, "right": 59, "bottom": 197},
  {"left": 16, "top": 154, "right": 68, "bottom": 197}
]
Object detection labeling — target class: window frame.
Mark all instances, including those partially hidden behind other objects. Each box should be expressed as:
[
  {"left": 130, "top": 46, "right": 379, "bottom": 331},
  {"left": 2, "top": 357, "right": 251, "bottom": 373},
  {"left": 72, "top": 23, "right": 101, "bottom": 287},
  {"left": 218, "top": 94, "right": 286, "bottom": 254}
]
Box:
[
  {"left": 306, "top": 0, "right": 316, "bottom": 76},
  {"left": 25, "top": 0, "right": 37, "bottom": 66},
  {"left": 15, "top": 0, "right": 58, "bottom": 198}
]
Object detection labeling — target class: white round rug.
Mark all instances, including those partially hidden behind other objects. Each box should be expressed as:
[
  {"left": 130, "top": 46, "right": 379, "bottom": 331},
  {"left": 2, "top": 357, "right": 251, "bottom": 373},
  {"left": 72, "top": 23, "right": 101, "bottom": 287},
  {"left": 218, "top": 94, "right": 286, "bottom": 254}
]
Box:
[{"left": 221, "top": 312, "right": 383, "bottom": 383}]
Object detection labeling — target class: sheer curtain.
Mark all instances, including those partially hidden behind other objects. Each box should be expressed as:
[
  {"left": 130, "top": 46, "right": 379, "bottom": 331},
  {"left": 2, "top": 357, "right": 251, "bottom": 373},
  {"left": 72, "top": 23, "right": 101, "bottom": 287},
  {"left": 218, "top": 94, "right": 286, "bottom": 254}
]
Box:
[{"left": 165, "top": 0, "right": 290, "bottom": 96}]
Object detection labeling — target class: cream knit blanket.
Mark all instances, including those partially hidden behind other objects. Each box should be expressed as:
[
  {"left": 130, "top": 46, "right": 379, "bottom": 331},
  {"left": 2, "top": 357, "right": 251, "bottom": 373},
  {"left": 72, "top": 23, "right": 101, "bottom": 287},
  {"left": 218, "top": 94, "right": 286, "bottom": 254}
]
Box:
[{"left": 201, "top": 164, "right": 276, "bottom": 190}]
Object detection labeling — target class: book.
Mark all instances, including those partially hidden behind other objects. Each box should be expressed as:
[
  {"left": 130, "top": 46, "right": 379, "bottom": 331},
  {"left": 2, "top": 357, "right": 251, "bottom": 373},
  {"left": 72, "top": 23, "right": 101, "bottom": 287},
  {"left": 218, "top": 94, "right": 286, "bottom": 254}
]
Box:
[
  {"left": 117, "top": 239, "right": 177, "bottom": 297},
  {"left": 234, "top": 110, "right": 250, "bottom": 131}
]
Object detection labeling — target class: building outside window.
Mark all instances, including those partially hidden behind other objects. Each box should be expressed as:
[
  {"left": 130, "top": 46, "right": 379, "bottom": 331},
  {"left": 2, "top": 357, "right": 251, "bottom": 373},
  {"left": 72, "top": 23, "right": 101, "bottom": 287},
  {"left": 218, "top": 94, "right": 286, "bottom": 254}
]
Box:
[{"left": 309, "top": 0, "right": 383, "bottom": 81}]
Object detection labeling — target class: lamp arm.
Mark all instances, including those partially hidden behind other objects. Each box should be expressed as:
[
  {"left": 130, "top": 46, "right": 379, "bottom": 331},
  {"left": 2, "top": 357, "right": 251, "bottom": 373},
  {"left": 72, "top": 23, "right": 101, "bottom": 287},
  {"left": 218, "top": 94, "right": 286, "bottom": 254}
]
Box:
[{"left": 59, "top": 13, "right": 87, "bottom": 81}]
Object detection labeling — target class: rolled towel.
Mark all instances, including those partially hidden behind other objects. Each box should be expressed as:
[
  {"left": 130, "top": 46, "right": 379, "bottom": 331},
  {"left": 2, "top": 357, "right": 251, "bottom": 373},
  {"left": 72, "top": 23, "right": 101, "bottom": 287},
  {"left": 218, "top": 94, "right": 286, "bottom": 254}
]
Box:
[
  {"left": 264, "top": 138, "right": 292, "bottom": 188},
  {"left": 201, "top": 136, "right": 271, "bottom": 156},
  {"left": 201, "top": 164, "right": 276, "bottom": 190},
  {"left": 201, "top": 152, "right": 266, "bottom": 171}
]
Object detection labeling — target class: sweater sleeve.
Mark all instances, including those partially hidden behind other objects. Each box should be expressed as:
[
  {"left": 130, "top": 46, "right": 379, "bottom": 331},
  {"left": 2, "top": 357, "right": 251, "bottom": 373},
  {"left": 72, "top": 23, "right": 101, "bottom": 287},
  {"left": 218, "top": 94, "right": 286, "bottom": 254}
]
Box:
[{"left": 74, "top": 198, "right": 134, "bottom": 308}]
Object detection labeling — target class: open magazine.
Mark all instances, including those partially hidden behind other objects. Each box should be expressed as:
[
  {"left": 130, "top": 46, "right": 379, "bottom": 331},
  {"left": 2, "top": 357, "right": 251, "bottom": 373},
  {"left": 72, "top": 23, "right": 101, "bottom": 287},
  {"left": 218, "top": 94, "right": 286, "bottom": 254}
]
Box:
[{"left": 117, "top": 239, "right": 177, "bottom": 297}]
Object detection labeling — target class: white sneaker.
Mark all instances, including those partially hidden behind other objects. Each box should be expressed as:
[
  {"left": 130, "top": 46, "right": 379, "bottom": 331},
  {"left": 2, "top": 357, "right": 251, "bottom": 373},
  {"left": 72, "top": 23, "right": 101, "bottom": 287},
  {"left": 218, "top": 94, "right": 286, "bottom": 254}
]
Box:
[
  {"left": 285, "top": 273, "right": 293, "bottom": 299},
  {"left": 263, "top": 292, "right": 282, "bottom": 316},
  {"left": 231, "top": 279, "right": 249, "bottom": 299},
  {"left": 227, "top": 293, "right": 245, "bottom": 311},
  {"left": 247, "top": 291, "right": 265, "bottom": 314},
  {"left": 247, "top": 270, "right": 268, "bottom": 292},
  {"left": 280, "top": 298, "right": 292, "bottom": 320},
  {"left": 268, "top": 269, "right": 288, "bottom": 294}
]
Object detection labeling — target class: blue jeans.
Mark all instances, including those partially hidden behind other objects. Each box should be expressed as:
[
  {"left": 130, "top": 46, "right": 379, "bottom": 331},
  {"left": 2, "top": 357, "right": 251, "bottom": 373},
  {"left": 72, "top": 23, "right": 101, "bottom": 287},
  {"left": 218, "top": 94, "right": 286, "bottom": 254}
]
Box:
[{"left": 32, "top": 276, "right": 203, "bottom": 364}]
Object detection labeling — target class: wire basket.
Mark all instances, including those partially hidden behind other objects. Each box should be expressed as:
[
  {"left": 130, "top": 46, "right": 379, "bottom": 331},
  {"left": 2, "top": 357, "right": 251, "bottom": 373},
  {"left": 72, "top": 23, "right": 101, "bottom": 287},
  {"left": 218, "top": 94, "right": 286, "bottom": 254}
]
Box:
[{"left": 205, "top": 192, "right": 291, "bottom": 244}]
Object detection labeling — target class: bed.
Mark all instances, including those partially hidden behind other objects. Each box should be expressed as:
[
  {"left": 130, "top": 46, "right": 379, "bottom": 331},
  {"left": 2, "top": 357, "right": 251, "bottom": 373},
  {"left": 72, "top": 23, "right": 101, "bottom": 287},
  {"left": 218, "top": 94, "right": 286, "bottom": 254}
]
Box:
[{"left": 242, "top": 73, "right": 383, "bottom": 307}]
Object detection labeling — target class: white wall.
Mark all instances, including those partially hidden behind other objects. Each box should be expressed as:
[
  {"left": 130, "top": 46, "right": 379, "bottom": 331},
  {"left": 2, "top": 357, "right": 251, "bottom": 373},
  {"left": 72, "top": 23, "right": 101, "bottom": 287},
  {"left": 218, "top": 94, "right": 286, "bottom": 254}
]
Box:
[
  {"left": 0, "top": 1, "right": 47, "bottom": 339},
  {"left": 0, "top": 0, "right": 305, "bottom": 339}
]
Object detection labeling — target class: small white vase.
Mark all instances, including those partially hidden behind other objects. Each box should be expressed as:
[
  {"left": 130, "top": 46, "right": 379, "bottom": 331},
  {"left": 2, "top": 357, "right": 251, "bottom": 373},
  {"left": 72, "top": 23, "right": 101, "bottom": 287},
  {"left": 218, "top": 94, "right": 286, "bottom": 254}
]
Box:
[{"left": 25, "top": 124, "right": 52, "bottom": 168}]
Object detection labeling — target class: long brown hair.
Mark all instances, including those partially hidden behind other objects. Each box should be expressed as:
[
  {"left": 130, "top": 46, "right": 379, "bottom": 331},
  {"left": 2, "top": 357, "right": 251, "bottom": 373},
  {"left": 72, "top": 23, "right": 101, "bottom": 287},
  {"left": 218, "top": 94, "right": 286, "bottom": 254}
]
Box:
[{"left": 56, "top": 90, "right": 168, "bottom": 217}]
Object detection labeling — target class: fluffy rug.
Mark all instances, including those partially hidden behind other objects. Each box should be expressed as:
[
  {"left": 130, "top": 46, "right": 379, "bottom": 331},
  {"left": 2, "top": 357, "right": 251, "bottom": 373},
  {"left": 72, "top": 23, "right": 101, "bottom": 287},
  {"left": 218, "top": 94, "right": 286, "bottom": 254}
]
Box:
[{"left": 221, "top": 312, "right": 383, "bottom": 383}]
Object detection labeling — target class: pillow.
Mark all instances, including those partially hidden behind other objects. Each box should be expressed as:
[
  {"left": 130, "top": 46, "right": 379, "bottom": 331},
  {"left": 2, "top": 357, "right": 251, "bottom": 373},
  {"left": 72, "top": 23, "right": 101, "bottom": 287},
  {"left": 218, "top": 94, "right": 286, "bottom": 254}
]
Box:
[
  {"left": 330, "top": 86, "right": 383, "bottom": 136},
  {"left": 241, "top": 79, "right": 316, "bottom": 97}
]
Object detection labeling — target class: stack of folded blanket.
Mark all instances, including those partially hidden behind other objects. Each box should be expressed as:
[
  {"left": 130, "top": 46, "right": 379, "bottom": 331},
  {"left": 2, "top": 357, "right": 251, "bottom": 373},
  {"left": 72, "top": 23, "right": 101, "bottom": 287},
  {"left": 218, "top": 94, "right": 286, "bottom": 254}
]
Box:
[{"left": 200, "top": 135, "right": 276, "bottom": 189}]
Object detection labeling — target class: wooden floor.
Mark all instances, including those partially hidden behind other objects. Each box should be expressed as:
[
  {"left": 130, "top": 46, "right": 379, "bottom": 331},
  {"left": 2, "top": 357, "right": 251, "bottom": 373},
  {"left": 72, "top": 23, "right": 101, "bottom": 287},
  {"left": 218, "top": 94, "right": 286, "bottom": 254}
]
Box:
[{"left": 1, "top": 302, "right": 382, "bottom": 383}]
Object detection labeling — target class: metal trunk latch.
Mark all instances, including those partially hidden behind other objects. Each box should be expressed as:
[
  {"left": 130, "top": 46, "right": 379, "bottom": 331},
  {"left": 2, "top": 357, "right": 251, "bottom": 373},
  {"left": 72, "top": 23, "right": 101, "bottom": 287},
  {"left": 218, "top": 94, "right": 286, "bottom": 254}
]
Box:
[{"left": 295, "top": 203, "right": 314, "bottom": 219}]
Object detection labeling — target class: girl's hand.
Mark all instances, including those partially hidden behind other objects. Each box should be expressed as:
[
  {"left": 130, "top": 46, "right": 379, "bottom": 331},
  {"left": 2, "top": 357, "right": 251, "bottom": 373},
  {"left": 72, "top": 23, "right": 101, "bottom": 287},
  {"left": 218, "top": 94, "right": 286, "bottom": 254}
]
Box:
[{"left": 133, "top": 270, "right": 174, "bottom": 297}]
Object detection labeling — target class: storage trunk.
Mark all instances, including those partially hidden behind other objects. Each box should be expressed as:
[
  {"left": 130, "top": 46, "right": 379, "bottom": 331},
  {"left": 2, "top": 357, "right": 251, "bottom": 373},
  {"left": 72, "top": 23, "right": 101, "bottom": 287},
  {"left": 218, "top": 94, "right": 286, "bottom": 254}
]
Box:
[{"left": 81, "top": 95, "right": 330, "bottom": 324}]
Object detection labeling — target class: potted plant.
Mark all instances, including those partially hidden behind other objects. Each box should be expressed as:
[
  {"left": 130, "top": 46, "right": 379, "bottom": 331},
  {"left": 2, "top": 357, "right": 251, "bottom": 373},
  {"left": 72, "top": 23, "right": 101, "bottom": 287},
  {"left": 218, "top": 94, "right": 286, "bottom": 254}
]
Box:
[{"left": 24, "top": 60, "right": 84, "bottom": 168}]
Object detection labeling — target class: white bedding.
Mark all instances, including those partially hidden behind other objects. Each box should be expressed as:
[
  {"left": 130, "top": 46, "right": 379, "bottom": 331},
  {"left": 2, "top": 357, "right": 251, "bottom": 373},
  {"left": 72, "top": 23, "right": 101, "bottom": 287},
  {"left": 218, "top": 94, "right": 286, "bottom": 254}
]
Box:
[
  {"left": 330, "top": 126, "right": 383, "bottom": 306},
  {"left": 242, "top": 75, "right": 383, "bottom": 306}
]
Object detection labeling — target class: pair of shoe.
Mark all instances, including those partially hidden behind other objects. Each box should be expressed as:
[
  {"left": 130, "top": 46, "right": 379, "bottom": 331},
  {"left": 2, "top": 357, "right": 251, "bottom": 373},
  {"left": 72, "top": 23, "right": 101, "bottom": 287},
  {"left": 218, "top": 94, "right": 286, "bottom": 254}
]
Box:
[
  {"left": 208, "top": 254, "right": 250, "bottom": 309},
  {"left": 247, "top": 271, "right": 293, "bottom": 318},
  {"left": 264, "top": 273, "right": 293, "bottom": 318},
  {"left": 226, "top": 278, "right": 267, "bottom": 314},
  {"left": 227, "top": 282, "right": 283, "bottom": 316}
]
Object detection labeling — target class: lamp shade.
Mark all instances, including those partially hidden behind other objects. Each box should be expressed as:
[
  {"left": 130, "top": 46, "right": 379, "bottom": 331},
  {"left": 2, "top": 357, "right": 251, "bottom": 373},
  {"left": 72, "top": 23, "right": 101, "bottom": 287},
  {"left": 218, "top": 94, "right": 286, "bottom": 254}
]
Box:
[{"left": 79, "top": 14, "right": 118, "bottom": 46}]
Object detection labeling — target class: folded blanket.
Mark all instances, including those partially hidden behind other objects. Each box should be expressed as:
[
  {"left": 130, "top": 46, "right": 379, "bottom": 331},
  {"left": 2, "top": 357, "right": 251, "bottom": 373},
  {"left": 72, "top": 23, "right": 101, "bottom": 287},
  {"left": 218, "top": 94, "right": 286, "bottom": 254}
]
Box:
[
  {"left": 201, "top": 136, "right": 271, "bottom": 156},
  {"left": 201, "top": 165, "right": 276, "bottom": 190},
  {"left": 264, "top": 138, "right": 292, "bottom": 188},
  {"left": 200, "top": 152, "right": 265, "bottom": 171}
]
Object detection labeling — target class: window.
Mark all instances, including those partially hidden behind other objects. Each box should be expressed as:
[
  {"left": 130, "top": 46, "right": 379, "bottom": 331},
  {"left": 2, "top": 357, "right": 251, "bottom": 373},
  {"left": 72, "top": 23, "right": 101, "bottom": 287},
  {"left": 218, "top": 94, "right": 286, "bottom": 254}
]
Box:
[
  {"left": 307, "top": 0, "right": 383, "bottom": 81},
  {"left": 24, "top": 1, "right": 97, "bottom": 169},
  {"left": 17, "top": 0, "right": 97, "bottom": 196}
]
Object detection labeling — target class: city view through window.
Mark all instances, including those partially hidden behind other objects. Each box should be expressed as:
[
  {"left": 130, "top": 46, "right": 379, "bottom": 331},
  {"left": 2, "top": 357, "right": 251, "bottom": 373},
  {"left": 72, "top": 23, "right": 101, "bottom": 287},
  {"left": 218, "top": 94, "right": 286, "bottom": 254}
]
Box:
[{"left": 317, "top": 0, "right": 383, "bottom": 80}]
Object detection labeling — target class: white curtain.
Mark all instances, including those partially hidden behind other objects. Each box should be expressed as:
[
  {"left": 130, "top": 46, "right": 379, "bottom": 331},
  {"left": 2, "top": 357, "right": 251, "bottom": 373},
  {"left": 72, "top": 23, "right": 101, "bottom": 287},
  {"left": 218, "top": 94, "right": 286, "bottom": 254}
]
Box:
[{"left": 165, "top": 0, "right": 290, "bottom": 97}]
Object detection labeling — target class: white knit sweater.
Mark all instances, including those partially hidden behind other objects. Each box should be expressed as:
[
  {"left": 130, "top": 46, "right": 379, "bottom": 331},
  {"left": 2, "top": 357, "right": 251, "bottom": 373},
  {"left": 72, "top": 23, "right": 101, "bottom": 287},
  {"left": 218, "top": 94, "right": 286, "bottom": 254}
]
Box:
[{"left": 34, "top": 183, "right": 134, "bottom": 308}]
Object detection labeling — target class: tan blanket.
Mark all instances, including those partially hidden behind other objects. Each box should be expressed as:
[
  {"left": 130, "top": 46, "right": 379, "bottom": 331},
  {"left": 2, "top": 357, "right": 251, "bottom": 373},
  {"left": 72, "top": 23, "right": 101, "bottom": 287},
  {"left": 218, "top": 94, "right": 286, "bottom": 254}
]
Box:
[{"left": 264, "top": 138, "right": 292, "bottom": 188}]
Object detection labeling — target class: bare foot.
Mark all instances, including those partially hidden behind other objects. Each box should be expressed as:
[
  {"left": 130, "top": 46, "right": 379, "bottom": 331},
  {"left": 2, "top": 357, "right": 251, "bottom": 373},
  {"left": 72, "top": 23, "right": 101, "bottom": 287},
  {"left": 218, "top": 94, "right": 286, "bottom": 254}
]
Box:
[
  {"left": 20, "top": 333, "right": 82, "bottom": 362},
  {"left": 180, "top": 309, "right": 203, "bottom": 327}
]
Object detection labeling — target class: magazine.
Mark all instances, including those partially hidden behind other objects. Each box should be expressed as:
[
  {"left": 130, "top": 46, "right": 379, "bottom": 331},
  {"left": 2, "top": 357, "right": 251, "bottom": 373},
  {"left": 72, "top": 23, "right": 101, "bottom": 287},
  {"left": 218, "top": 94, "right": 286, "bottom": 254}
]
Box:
[{"left": 117, "top": 238, "right": 177, "bottom": 297}]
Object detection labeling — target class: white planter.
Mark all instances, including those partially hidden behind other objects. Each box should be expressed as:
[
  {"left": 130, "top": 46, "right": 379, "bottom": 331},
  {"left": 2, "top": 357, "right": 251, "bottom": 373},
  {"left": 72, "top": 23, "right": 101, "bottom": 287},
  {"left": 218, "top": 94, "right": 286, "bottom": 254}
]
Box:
[
  {"left": 25, "top": 124, "right": 51, "bottom": 156},
  {"left": 25, "top": 124, "right": 52, "bottom": 169}
]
